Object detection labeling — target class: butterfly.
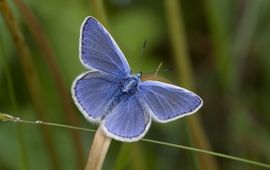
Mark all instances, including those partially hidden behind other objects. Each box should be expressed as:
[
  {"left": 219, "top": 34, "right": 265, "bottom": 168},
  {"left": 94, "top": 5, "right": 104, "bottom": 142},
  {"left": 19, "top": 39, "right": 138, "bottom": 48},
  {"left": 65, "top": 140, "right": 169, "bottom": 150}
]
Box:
[{"left": 72, "top": 16, "right": 203, "bottom": 142}]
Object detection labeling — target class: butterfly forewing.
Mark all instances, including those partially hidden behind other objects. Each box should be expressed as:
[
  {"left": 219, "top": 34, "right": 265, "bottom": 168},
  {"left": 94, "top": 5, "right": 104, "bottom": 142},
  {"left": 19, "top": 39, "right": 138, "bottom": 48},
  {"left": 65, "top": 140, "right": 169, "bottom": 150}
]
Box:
[
  {"left": 138, "top": 80, "right": 203, "bottom": 123},
  {"left": 80, "top": 17, "right": 131, "bottom": 77}
]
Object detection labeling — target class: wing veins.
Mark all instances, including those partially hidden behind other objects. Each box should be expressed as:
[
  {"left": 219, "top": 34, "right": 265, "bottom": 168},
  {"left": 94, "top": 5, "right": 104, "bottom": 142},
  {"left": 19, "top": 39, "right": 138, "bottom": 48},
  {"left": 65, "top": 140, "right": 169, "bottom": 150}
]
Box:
[
  {"left": 145, "top": 88, "right": 184, "bottom": 111},
  {"left": 87, "top": 25, "right": 125, "bottom": 70},
  {"left": 87, "top": 46, "right": 120, "bottom": 68},
  {"left": 84, "top": 48, "right": 123, "bottom": 72},
  {"left": 148, "top": 89, "right": 176, "bottom": 114},
  {"left": 86, "top": 34, "right": 127, "bottom": 73}
]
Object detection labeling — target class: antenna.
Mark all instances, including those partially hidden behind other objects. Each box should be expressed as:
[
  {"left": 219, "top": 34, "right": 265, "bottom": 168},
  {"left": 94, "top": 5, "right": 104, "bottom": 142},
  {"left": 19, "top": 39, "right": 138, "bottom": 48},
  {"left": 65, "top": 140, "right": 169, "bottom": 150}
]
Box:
[
  {"left": 141, "top": 40, "right": 147, "bottom": 59},
  {"left": 138, "top": 40, "right": 147, "bottom": 73}
]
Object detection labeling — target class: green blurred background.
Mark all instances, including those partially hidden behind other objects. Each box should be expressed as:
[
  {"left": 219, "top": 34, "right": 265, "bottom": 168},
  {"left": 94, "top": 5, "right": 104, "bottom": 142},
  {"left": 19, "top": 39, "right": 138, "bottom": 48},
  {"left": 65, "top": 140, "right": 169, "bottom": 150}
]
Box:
[{"left": 1, "top": 0, "right": 270, "bottom": 169}]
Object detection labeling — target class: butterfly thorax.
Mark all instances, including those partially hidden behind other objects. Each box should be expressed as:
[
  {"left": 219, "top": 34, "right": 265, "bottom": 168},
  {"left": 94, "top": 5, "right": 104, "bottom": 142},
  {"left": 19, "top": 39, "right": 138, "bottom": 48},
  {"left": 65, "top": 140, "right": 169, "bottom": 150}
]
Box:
[{"left": 121, "top": 73, "right": 141, "bottom": 95}]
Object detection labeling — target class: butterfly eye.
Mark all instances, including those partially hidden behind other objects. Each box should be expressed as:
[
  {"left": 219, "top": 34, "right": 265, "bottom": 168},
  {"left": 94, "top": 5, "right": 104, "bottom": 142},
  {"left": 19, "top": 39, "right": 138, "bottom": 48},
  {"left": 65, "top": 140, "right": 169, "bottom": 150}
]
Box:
[{"left": 137, "top": 72, "right": 142, "bottom": 78}]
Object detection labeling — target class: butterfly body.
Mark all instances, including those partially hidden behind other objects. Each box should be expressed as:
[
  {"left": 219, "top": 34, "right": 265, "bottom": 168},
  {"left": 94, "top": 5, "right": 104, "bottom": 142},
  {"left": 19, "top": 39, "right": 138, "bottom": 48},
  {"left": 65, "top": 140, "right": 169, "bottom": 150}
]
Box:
[
  {"left": 72, "top": 16, "right": 203, "bottom": 142},
  {"left": 104, "top": 78, "right": 140, "bottom": 117},
  {"left": 121, "top": 73, "right": 140, "bottom": 94}
]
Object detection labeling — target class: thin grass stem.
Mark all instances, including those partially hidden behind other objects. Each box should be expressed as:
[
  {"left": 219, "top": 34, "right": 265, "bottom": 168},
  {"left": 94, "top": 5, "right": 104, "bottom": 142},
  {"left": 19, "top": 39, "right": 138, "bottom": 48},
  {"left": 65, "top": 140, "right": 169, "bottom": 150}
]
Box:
[
  {"left": 0, "top": 29, "right": 29, "bottom": 170},
  {"left": 163, "top": 0, "right": 218, "bottom": 169},
  {"left": 141, "top": 139, "right": 270, "bottom": 169},
  {"left": 0, "top": 1, "right": 61, "bottom": 169},
  {"left": 89, "top": 0, "right": 109, "bottom": 28},
  {"left": 85, "top": 1, "right": 114, "bottom": 170},
  {"left": 11, "top": 0, "right": 84, "bottom": 168},
  {"left": 88, "top": 2, "right": 147, "bottom": 170},
  {"left": 2, "top": 114, "right": 270, "bottom": 169},
  {"left": 204, "top": 0, "right": 232, "bottom": 91}
]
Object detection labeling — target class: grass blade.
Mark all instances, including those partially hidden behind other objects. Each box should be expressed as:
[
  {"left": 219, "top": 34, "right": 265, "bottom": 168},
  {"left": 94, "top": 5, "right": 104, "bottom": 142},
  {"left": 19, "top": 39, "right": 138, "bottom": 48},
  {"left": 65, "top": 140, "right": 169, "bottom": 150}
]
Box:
[
  {"left": 2, "top": 115, "right": 270, "bottom": 169},
  {"left": 0, "top": 28, "right": 29, "bottom": 170},
  {"left": 0, "top": 1, "right": 61, "bottom": 169},
  {"left": 163, "top": 0, "right": 219, "bottom": 169},
  {"left": 11, "top": 0, "right": 85, "bottom": 168}
]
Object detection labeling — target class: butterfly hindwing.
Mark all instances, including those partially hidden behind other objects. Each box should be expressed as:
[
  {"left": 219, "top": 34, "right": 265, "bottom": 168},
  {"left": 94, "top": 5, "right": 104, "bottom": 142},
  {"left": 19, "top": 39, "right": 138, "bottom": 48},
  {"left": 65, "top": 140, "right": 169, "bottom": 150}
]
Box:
[
  {"left": 80, "top": 17, "right": 131, "bottom": 77},
  {"left": 72, "top": 70, "right": 121, "bottom": 122},
  {"left": 138, "top": 80, "right": 203, "bottom": 123},
  {"left": 102, "top": 95, "right": 151, "bottom": 142}
]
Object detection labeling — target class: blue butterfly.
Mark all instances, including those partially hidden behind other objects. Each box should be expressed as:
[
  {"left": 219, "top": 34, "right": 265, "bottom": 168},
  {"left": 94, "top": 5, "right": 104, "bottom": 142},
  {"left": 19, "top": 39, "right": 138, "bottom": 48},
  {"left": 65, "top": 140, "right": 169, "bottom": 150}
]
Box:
[{"left": 72, "top": 16, "right": 203, "bottom": 142}]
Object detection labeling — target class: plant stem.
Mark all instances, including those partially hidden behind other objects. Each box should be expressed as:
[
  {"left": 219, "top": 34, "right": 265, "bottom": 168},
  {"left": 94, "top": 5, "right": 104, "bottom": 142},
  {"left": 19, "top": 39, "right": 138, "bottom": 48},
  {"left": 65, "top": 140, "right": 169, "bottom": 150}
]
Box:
[
  {"left": 0, "top": 29, "right": 29, "bottom": 170},
  {"left": 163, "top": 0, "right": 219, "bottom": 170},
  {"left": 86, "top": 1, "right": 116, "bottom": 170},
  {"left": 141, "top": 138, "right": 270, "bottom": 169},
  {"left": 2, "top": 115, "right": 270, "bottom": 169},
  {"left": 0, "top": 1, "right": 60, "bottom": 169},
  {"left": 89, "top": 0, "right": 109, "bottom": 28},
  {"left": 85, "top": 126, "right": 111, "bottom": 170},
  {"left": 204, "top": 0, "right": 232, "bottom": 91},
  {"left": 12, "top": 0, "right": 84, "bottom": 168},
  {"left": 89, "top": 0, "right": 150, "bottom": 167}
]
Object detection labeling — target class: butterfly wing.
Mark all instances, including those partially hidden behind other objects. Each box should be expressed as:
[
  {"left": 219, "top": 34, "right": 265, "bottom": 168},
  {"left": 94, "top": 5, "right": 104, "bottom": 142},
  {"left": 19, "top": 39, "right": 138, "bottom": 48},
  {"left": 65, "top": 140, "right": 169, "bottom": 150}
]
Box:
[
  {"left": 138, "top": 80, "right": 203, "bottom": 123},
  {"left": 102, "top": 95, "right": 151, "bottom": 142},
  {"left": 72, "top": 70, "right": 121, "bottom": 122},
  {"left": 80, "top": 16, "right": 131, "bottom": 77}
]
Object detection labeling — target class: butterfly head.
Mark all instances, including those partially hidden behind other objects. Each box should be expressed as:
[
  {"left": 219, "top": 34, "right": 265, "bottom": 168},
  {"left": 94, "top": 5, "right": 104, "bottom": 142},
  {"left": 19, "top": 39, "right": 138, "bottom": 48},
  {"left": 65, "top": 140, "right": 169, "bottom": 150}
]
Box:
[{"left": 135, "top": 72, "right": 142, "bottom": 79}]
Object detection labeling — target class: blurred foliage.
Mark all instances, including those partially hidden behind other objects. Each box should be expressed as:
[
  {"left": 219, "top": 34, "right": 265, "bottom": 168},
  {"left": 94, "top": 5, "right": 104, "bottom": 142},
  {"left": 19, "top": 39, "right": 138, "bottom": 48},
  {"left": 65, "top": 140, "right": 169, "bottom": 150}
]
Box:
[{"left": 1, "top": 0, "right": 270, "bottom": 170}]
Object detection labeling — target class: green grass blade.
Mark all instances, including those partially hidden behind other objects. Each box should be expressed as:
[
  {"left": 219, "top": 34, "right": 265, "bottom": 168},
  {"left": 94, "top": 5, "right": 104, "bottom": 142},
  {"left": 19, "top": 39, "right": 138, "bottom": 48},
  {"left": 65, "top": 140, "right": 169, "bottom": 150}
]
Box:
[
  {"left": 0, "top": 1, "right": 61, "bottom": 169},
  {"left": 0, "top": 27, "right": 29, "bottom": 170},
  {"left": 163, "top": 0, "right": 218, "bottom": 169},
  {"left": 2, "top": 115, "right": 270, "bottom": 169}
]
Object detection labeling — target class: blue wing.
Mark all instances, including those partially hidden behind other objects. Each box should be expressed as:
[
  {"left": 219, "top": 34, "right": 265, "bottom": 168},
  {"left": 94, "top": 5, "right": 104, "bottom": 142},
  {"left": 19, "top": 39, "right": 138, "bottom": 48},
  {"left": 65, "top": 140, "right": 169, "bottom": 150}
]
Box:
[
  {"left": 72, "top": 70, "right": 121, "bottom": 122},
  {"left": 102, "top": 95, "right": 151, "bottom": 142},
  {"left": 138, "top": 81, "right": 203, "bottom": 123},
  {"left": 80, "top": 16, "right": 131, "bottom": 77}
]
